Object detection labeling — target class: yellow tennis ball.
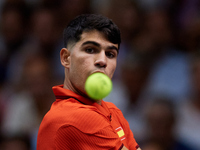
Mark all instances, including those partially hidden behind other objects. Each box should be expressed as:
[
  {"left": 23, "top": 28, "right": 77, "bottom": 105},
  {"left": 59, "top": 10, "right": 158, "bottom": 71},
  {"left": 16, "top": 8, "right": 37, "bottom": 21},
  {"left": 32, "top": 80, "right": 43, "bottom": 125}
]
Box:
[{"left": 85, "top": 72, "right": 112, "bottom": 100}]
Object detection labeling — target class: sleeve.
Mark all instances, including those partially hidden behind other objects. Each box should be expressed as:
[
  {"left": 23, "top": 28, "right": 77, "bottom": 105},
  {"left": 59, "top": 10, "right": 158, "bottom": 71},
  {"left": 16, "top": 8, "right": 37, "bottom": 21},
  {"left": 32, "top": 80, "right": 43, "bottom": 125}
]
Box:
[
  {"left": 55, "top": 125, "right": 124, "bottom": 150},
  {"left": 126, "top": 129, "right": 140, "bottom": 150},
  {"left": 122, "top": 119, "right": 140, "bottom": 149},
  {"left": 113, "top": 107, "right": 140, "bottom": 150}
]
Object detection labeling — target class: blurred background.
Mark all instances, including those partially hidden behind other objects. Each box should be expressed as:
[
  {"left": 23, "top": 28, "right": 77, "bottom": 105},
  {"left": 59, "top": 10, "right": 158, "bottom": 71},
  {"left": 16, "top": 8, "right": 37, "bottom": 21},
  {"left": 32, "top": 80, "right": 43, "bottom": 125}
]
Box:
[{"left": 0, "top": 0, "right": 200, "bottom": 149}]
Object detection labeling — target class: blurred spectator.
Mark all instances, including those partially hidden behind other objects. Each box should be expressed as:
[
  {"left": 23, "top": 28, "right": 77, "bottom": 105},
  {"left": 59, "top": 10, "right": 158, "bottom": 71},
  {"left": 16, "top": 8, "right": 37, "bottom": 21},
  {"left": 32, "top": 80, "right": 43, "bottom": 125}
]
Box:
[
  {"left": 0, "top": 1, "right": 30, "bottom": 55},
  {"left": 5, "top": 6, "right": 64, "bottom": 85},
  {"left": 0, "top": 1, "right": 30, "bottom": 83},
  {"left": 177, "top": 0, "right": 200, "bottom": 30},
  {"left": 1, "top": 54, "right": 55, "bottom": 149},
  {"left": 0, "top": 134, "right": 31, "bottom": 150},
  {"left": 141, "top": 139, "right": 166, "bottom": 150},
  {"left": 90, "top": 0, "right": 111, "bottom": 15},
  {"left": 58, "top": 0, "right": 92, "bottom": 29},
  {"left": 29, "top": 7, "right": 61, "bottom": 57},
  {"left": 180, "top": 19, "right": 200, "bottom": 53},
  {"left": 141, "top": 98, "right": 195, "bottom": 150},
  {"left": 175, "top": 51, "right": 200, "bottom": 150},
  {"left": 105, "top": 0, "right": 143, "bottom": 79},
  {"left": 106, "top": 0, "right": 142, "bottom": 43},
  {"left": 104, "top": 53, "right": 150, "bottom": 141},
  {"left": 27, "top": 6, "right": 64, "bottom": 81},
  {"left": 135, "top": 0, "right": 166, "bottom": 11},
  {"left": 136, "top": 10, "right": 192, "bottom": 103}
]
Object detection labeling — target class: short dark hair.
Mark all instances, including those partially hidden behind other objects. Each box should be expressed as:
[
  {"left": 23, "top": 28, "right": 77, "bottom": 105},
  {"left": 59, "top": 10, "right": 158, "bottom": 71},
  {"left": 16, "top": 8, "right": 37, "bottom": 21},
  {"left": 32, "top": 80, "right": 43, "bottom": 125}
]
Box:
[{"left": 63, "top": 14, "right": 121, "bottom": 49}]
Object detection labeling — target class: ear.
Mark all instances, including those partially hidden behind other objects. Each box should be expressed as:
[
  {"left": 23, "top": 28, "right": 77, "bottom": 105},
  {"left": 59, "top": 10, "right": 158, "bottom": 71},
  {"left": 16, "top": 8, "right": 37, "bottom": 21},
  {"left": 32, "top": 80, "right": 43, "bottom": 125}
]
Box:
[{"left": 60, "top": 48, "right": 71, "bottom": 68}]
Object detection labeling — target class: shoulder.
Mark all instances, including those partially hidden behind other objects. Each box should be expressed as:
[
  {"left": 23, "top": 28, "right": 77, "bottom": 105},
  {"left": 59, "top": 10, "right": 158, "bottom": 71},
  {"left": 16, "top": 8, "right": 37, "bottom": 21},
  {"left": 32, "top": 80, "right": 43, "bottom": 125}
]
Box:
[
  {"left": 104, "top": 101, "right": 120, "bottom": 110},
  {"left": 104, "top": 101, "right": 126, "bottom": 122},
  {"left": 46, "top": 99, "right": 110, "bottom": 133},
  {"left": 104, "top": 101, "right": 123, "bottom": 114},
  {"left": 70, "top": 106, "right": 109, "bottom": 131}
]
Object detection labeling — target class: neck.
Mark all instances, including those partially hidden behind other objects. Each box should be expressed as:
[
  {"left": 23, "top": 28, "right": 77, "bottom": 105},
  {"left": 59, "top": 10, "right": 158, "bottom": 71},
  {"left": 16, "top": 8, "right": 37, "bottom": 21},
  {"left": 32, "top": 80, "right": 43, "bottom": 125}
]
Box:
[
  {"left": 63, "top": 78, "right": 102, "bottom": 105},
  {"left": 95, "top": 99, "right": 102, "bottom": 105}
]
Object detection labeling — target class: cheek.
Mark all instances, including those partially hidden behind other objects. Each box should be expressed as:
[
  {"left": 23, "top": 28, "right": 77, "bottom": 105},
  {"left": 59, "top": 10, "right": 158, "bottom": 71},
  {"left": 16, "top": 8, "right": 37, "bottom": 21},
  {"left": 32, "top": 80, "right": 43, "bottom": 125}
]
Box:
[
  {"left": 71, "top": 56, "right": 92, "bottom": 74},
  {"left": 107, "top": 60, "right": 117, "bottom": 78},
  {"left": 69, "top": 56, "right": 93, "bottom": 91}
]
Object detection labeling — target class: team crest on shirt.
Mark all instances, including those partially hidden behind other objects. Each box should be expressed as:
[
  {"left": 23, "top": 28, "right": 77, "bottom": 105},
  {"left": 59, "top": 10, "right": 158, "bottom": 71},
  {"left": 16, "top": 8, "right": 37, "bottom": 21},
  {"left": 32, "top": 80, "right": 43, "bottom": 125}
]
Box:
[{"left": 115, "top": 126, "right": 125, "bottom": 141}]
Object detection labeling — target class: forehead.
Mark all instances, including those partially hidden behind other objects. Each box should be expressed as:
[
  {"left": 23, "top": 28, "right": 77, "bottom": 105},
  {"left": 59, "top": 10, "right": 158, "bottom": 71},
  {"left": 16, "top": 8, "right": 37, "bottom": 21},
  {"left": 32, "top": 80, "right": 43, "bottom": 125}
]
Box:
[{"left": 79, "top": 30, "right": 119, "bottom": 48}]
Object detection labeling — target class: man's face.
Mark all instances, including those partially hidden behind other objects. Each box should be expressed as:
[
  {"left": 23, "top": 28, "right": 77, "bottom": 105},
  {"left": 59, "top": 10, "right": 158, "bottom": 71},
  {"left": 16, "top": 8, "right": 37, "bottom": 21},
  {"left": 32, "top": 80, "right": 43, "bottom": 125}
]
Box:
[{"left": 65, "top": 30, "right": 118, "bottom": 95}]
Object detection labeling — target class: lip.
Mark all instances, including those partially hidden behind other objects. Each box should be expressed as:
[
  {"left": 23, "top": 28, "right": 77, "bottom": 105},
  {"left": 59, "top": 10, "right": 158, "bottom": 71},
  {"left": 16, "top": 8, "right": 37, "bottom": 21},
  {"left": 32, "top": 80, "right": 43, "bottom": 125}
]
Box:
[{"left": 91, "top": 70, "right": 106, "bottom": 75}]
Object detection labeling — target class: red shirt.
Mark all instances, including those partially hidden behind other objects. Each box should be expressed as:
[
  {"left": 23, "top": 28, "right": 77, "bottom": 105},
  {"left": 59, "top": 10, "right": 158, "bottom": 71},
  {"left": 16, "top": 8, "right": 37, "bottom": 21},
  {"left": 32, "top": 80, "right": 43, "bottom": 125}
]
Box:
[{"left": 37, "top": 85, "right": 139, "bottom": 150}]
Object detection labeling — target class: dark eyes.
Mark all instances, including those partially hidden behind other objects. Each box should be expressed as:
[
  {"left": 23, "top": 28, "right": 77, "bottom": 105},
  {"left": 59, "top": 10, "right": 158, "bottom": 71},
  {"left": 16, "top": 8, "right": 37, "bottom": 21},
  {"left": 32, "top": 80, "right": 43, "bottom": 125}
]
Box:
[
  {"left": 85, "top": 48, "right": 95, "bottom": 53},
  {"left": 85, "top": 47, "right": 117, "bottom": 58},
  {"left": 105, "top": 51, "right": 116, "bottom": 58}
]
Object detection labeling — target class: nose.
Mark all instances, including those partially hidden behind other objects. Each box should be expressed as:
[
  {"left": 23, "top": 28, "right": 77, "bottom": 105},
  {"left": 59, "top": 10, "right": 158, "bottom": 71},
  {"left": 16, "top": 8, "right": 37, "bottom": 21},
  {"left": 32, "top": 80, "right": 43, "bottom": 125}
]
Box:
[{"left": 94, "top": 51, "right": 107, "bottom": 68}]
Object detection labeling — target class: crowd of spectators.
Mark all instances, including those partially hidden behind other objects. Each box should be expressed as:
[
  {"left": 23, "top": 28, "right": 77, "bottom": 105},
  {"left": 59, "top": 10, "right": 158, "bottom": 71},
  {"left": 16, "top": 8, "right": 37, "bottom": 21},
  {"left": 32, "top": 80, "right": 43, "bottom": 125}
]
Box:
[{"left": 0, "top": 0, "right": 200, "bottom": 149}]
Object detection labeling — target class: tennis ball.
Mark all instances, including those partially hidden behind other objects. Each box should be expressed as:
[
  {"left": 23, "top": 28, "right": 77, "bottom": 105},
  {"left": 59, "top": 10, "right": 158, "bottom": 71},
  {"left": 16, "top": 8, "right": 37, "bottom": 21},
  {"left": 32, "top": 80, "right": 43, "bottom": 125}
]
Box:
[{"left": 85, "top": 72, "right": 112, "bottom": 100}]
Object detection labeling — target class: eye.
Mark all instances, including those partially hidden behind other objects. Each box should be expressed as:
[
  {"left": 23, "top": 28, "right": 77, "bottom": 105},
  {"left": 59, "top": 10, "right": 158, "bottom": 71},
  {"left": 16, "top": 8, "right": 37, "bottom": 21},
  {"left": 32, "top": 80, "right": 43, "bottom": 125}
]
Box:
[
  {"left": 85, "top": 47, "right": 95, "bottom": 53},
  {"left": 106, "top": 51, "right": 116, "bottom": 58}
]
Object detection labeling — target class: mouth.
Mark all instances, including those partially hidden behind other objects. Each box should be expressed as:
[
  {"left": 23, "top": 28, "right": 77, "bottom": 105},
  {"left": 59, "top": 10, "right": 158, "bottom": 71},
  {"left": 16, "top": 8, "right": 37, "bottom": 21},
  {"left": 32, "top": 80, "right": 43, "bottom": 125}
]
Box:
[
  {"left": 91, "top": 70, "right": 106, "bottom": 75},
  {"left": 89, "top": 70, "right": 112, "bottom": 80}
]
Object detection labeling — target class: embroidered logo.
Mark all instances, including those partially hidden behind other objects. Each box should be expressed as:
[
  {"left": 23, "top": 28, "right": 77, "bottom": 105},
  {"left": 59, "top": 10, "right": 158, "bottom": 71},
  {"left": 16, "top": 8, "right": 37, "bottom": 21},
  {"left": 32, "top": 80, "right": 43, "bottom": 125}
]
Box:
[{"left": 115, "top": 126, "right": 125, "bottom": 141}]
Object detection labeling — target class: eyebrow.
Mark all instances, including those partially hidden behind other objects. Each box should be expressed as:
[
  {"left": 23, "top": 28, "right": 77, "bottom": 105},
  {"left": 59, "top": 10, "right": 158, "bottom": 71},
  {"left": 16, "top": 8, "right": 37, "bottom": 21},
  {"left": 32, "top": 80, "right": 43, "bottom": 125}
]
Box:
[{"left": 81, "top": 41, "right": 119, "bottom": 52}]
